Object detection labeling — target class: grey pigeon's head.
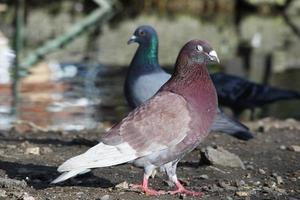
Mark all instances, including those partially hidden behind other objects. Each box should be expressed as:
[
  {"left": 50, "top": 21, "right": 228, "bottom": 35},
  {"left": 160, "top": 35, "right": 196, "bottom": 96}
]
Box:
[{"left": 127, "top": 25, "right": 158, "bottom": 47}]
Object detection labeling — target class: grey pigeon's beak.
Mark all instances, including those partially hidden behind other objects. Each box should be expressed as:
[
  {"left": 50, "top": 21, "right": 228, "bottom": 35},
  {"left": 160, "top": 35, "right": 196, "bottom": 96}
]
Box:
[
  {"left": 127, "top": 35, "right": 137, "bottom": 45},
  {"left": 208, "top": 50, "right": 220, "bottom": 63}
]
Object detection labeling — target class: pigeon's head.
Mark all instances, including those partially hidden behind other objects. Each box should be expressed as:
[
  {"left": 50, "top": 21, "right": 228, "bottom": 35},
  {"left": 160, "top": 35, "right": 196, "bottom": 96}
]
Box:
[
  {"left": 180, "top": 39, "right": 220, "bottom": 64},
  {"left": 127, "top": 25, "right": 158, "bottom": 47}
]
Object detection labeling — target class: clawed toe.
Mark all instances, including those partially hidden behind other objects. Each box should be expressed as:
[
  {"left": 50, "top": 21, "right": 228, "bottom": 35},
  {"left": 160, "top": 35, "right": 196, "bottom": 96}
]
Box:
[
  {"left": 168, "top": 188, "right": 204, "bottom": 196},
  {"left": 129, "top": 184, "right": 165, "bottom": 196}
]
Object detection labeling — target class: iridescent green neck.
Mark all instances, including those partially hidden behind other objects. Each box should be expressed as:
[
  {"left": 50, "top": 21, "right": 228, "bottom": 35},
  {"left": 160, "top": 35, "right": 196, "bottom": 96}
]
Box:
[
  {"left": 135, "top": 37, "right": 159, "bottom": 66},
  {"left": 147, "top": 37, "right": 158, "bottom": 62}
]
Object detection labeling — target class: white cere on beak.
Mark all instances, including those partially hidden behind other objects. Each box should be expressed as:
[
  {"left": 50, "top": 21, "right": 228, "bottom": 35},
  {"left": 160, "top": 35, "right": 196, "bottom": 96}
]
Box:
[
  {"left": 130, "top": 35, "right": 137, "bottom": 40},
  {"left": 196, "top": 45, "right": 203, "bottom": 52},
  {"left": 208, "top": 50, "right": 220, "bottom": 63}
]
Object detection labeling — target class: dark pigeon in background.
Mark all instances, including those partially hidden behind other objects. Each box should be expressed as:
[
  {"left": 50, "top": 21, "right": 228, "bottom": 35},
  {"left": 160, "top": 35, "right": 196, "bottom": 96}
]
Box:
[
  {"left": 52, "top": 40, "right": 219, "bottom": 196},
  {"left": 211, "top": 72, "right": 300, "bottom": 117},
  {"left": 125, "top": 25, "right": 253, "bottom": 140}
]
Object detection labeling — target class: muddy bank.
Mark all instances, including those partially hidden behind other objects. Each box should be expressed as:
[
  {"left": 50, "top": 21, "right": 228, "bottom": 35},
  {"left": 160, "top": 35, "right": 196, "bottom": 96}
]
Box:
[{"left": 0, "top": 118, "right": 299, "bottom": 200}]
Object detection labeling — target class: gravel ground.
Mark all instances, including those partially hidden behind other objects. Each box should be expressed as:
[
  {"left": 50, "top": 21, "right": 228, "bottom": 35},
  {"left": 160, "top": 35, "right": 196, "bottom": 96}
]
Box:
[{"left": 0, "top": 118, "right": 299, "bottom": 200}]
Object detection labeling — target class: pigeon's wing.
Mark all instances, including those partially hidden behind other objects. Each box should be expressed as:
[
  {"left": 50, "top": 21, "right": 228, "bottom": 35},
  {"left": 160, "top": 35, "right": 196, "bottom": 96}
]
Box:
[{"left": 102, "top": 91, "right": 191, "bottom": 156}]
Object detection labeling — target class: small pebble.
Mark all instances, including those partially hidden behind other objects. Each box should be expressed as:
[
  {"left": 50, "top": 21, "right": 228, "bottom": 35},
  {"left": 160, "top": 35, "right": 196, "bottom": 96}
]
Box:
[
  {"left": 115, "top": 181, "right": 129, "bottom": 189},
  {"left": 290, "top": 177, "right": 297, "bottom": 182},
  {"left": 76, "top": 192, "right": 84, "bottom": 196},
  {"left": 25, "top": 147, "right": 40, "bottom": 155},
  {"left": 253, "top": 181, "right": 261, "bottom": 186},
  {"left": 275, "top": 188, "right": 286, "bottom": 194},
  {"left": 246, "top": 165, "right": 254, "bottom": 170},
  {"left": 279, "top": 145, "right": 287, "bottom": 150},
  {"left": 0, "top": 189, "right": 7, "bottom": 197},
  {"left": 23, "top": 192, "right": 35, "bottom": 200},
  {"left": 100, "top": 194, "right": 110, "bottom": 200},
  {"left": 288, "top": 145, "right": 300, "bottom": 152},
  {"left": 265, "top": 181, "right": 276, "bottom": 188},
  {"left": 276, "top": 176, "right": 283, "bottom": 185},
  {"left": 258, "top": 168, "right": 266, "bottom": 175},
  {"left": 199, "top": 174, "right": 209, "bottom": 180},
  {"left": 235, "top": 191, "right": 249, "bottom": 197},
  {"left": 235, "top": 180, "right": 245, "bottom": 187},
  {"left": 218, "top": 181, "right": 237, "bottom": 191},
  {"left": 41, "top": 147, "right": 53, "bottom": 154}
]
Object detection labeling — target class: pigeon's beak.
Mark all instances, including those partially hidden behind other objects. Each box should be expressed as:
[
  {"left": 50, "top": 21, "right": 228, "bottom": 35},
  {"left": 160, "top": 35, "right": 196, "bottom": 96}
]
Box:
[
  {"left": 208, "top": 50, "right": 220, "bottom": 63},
  {"left": 127, "top": 35, "right": 137, "bottom": 45}
]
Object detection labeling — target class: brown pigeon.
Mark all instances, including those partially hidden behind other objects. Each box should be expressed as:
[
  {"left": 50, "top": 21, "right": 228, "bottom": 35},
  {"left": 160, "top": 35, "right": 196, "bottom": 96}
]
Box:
[{"left": 52, "top": 39, "right": 219, "bottom": 196}]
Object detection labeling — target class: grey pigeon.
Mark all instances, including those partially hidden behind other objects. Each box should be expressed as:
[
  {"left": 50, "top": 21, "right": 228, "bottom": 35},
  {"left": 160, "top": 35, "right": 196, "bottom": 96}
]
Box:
[{"left": 52, "top": 39, "right": 219, "bottom": 196}]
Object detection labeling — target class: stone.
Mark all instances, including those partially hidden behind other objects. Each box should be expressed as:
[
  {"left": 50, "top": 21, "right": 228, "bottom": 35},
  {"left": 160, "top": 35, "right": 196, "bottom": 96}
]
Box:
[
  {"left": 235, "top": 180, "right": 246, "bottom": 188},
  {"left": 23, "top": 193, "right": 35, "bottom": 200},
  {"left": 0, "top": 189, "right": 7, "bottom": 197},
  {"left": 115, "top": 181, "right": 129, "bottom": 189},
  {"left": 279, "top": 145, "right": 287, "bottom": 150},
  {"left": 100, "top": 194, "right": 110, "bottom": 200},
  {"left": 201, "top": 146, "right": 245, "bottom": 169},
  {"left": 199, "top": 174, "right": 209, "bottom": 180},
  {"left": 246, "top": 165, "right": 254, "bottom": 170},
  {"left": 226, "top": 196, "right": 233, "bottom": 200},
  {"left": 41, "top": 147, "right": 53, "bottom": 154},
  {"left": 259, "top": 168, "right": 266, "bottom": 175},
  {"left": 288, "top": 145, "right": 300, "bottom": 152},
  {"left": 235, "top": 191, "right": 249, "bottom": 197},
  {"left": 276, "top": 176, "right": 283, "bottom": 185},
  {"left": 25, "top": 147, "right": 40, "bottom": 155},
  {"left": 218, "top": 181, "right": 237, "bottom": 191}
]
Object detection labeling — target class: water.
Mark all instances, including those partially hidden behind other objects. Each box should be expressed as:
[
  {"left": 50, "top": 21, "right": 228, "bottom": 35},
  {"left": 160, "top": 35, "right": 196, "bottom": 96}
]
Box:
[
  {"left": 0, "top": 60, "right": 299, "bottom": 131},
  {"left": 0, "top": 62, "right": 128, "bottom": 131}
]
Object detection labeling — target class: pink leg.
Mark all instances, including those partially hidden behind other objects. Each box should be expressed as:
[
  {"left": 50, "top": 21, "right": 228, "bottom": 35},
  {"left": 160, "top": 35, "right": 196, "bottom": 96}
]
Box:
[
  {"left": 168, "top": 180, "right": 204, "bottom": 196},
  {"left": 129, "top": 175, "right": 165, "bottom": 196}
]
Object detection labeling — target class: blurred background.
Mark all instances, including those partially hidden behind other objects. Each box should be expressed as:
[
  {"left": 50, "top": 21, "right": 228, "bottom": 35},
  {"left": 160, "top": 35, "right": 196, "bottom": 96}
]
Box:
[{"left": 0, "top": 0, "right": 299, "bottom": 131}]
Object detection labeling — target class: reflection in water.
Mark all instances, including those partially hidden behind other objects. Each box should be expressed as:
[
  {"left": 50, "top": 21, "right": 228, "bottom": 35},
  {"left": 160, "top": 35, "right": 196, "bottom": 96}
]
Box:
[{"left": 0, "top": 62, "right": 128, "bottom": 131}]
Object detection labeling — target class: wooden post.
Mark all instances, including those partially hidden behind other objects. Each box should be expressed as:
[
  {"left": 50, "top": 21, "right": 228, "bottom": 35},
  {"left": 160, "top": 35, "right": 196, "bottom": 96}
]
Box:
[
  {"left": 12, "top": 0, "right": 25, "bottom": 114},
  {"left": 19, "top": 0, "right": 115, "bottom": 73}
]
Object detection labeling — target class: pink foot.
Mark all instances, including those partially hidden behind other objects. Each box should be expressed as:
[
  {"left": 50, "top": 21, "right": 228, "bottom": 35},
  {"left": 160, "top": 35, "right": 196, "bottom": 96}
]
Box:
[
  {"left": 167, "top": 180, "right": 204, "bottom": 196},
  {"left": 168, "top": 188, "right": 204, "bottom": 196},
  {"left": 129, "top": 175, "right": 165, "bottom": 196},
  {"left": 129, "top": 184, "right": 165, "bottom": 195}
]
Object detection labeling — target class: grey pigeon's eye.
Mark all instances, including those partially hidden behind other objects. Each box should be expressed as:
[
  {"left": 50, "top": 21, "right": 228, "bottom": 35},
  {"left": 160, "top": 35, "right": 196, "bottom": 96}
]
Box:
[
  {"left": 139, "top": 30, "right": 145, "bottom": 36},
  {"left": 196, "top": 45, "right": 203, "bottom": 52}
]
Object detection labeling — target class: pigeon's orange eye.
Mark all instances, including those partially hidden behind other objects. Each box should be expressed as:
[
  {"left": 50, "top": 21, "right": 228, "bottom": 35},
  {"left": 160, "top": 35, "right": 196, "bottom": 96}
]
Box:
[{"left": 139, "top": 30, "right": 145, "bottom": 36}]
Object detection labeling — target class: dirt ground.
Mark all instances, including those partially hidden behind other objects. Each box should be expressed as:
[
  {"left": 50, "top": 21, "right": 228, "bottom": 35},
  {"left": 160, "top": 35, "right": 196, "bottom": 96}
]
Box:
[{"left": 0, "top": 118, "right": 299, "bottom": 200}]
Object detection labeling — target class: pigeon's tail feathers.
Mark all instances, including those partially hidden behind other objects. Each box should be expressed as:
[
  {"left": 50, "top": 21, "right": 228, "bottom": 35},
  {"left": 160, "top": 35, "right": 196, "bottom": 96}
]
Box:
[
  {"left": 51, "top": 168, "right": 91, "bottom": 184},
  {"left": 53, "top": 142, "right": 137, "bottom": 182},
  {"left": 230, "top": 130, "right": 254, "bottom": 140},
  {"left": 58, "top": 142, "right": 137, "bottom": 172},
  {"left": 212, "top": 110, "right": 254, "bottom": 140},
  {"left": 222, "top": 118, "right": 254, "bottom": 140}
]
